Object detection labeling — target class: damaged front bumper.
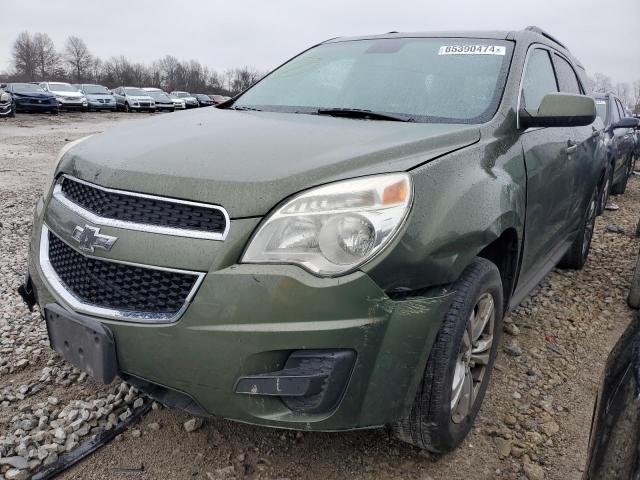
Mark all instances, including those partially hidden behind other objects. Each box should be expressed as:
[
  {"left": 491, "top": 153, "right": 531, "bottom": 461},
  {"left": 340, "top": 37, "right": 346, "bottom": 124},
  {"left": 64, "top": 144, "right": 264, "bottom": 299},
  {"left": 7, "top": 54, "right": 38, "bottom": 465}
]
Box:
[{"left": 23, "top": 197, "right": 453, "bottom": 431}]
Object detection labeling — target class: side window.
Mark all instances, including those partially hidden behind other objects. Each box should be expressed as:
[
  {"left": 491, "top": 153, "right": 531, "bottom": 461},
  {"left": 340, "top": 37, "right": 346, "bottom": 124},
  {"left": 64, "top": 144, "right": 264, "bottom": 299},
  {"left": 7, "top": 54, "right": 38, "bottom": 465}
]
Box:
[
  {"left": 616, "top": 99, "right": 626, "bottom": 119},
  {"left": 610, "top": 99, "right": 620, "bottom": 123},
  {"left": 553, "top": 54, "right": 582, "bottom": 94},
  {"left": 521, "top": 49, "right": 558, "bottom": 112}
]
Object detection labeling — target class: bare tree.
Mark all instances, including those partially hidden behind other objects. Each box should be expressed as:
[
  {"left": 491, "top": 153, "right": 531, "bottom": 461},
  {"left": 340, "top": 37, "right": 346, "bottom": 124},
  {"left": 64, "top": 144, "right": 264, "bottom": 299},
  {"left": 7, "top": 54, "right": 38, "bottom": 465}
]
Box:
[
  {"left": 592, "top": 73, "right": 613, "bottom": 94},
  {"left": 11, "top": 31, "right": 38, "bottom": 80},
  {"left": 631, "top": 80, "right": 640, "bottom": 114},
  {"left": 228, "top": 66, "right": 262, "bottom": 94},
  {"left": 33, "top": 32, "right": 59, "bottom": 80},
  {"left": 65, "top": 36, "right": 93, "bottom": 82},
  {"left": 614, "top": 82, "right": 632, "bottom": 108}
]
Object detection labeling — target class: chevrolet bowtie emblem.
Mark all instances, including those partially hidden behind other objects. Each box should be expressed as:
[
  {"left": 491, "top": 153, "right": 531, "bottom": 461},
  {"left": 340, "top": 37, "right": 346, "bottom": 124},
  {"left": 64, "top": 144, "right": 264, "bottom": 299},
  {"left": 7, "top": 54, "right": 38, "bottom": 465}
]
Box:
[{"left": 72, "top": 225, "right": 117, "bottom": 253}]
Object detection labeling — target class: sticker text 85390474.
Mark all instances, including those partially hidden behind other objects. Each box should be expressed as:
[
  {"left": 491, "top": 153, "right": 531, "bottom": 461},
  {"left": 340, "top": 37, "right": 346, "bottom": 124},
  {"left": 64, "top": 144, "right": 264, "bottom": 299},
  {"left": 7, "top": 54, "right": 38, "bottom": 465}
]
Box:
[{"left": 438, "top": 45, "right": 506, "bottom": 56}]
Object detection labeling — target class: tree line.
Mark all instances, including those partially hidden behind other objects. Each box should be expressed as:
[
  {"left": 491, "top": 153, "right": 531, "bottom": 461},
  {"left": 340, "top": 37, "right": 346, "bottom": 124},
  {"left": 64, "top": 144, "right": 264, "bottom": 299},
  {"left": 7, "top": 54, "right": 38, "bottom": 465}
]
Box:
[
  {"left": 2, "top": 30, "right": 640, "bottom": 112},
  {"left": 1, "top": 31, "right": 267, "bottom": 96}
]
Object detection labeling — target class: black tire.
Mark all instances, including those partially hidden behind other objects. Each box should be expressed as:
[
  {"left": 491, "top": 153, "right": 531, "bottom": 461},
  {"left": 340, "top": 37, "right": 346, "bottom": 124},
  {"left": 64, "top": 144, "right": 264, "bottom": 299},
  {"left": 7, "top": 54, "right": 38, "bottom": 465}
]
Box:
[
  {"left": 597, "top": 167, "right": 612, "bottom": 215},
  {"left": 629, "top": 254, "right": 640, "bottom": 310},
  {"left": 125, "top": 102, "right": 131, "bottom": 113},
  {"left": 558, "top": 188, "right": 597, "bottom": 270},
  {"left": 9, "top": 106, "right": 15, "bottom": 118},
  {"left": 50, "top": 109, "right": 59, "bottom": 115},
  {"left": 170, "top": 108, "right": 175, "bottom": 113},
  {"left": 611, "top": 155, "right": 632, "bottom": 195},
  {"left": 394, "top": 257, "right": 504, "bottom": 453}
]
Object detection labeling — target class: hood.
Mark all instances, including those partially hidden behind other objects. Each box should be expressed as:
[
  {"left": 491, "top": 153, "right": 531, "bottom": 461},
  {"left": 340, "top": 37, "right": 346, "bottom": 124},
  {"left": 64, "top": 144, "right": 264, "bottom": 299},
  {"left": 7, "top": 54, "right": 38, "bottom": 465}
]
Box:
[
  {"left": 51, "top": 90, "right": 83, "bottom": 97},
  {"left": 128, "top": 95, "right": 153, "bottom": 101},
  {"left": 61, "top": 108, "right": 480, "bottom": 218},
  {"left": 86, "top": 94, "right": 114, "bottom": 100},
  {"left": 13, "top": 91, "right": 55, "bottom": 100}
]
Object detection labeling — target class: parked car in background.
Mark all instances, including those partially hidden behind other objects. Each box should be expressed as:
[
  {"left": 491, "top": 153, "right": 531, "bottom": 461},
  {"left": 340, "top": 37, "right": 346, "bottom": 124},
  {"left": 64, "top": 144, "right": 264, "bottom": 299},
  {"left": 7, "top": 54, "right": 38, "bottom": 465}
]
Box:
[
  {"left": 593, "top": 93, "right": 639, "bottom": 201},
  {"left": 3, "top": 83, "right": 58, "bottom": 114},
  {"left": 210, "top": 94, "right": 231, "bottom": 105},
  {"left": 74, "top": 84, "right": 116, "bottom": 112},
  {"left": 169, "top": 90, "right": 199, "bottom": 108},
  {"left": 0, "top": 86, "right": 16, "bottom": 117},
  {"left": 194, "top": 94, "right": 214, "bottom": 107},
  {"left": 21, "top": 27, "right": 602, "bottom": 455},
  {"left": 39, "top": 82, "right": 87, "bottom": 111},
  {"left": 168, "top": 93, "right": 187, "bottom": 110},
  {"left": 112, "top": 87, "right": 156, "bottom": 112},
  {"left": 142, "top": 88, "right": 175, "bottom": 112}
]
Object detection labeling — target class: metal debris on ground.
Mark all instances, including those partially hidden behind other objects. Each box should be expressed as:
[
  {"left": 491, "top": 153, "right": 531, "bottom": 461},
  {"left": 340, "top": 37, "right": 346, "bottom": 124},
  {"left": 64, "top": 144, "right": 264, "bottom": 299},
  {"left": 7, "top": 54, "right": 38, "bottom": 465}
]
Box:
[
  {"left": 31, "top": 402, "right": 152, "bottom": 480},
  {"left": 604, "top": 202, "right": 619, "bottom": 211},
  {"left": 605, "top": 224, "right": 626, "bottom": 234}
]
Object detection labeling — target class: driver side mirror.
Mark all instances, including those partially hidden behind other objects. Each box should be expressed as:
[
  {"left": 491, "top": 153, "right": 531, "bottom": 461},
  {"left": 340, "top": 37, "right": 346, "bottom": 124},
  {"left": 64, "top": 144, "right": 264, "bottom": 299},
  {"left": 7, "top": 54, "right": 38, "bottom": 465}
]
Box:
[
  {"left": 607, "top": 116, "right": 640, "bottom": 133},
  {"left": 519, "top": 93, "right": 596, "bottom": 129}
]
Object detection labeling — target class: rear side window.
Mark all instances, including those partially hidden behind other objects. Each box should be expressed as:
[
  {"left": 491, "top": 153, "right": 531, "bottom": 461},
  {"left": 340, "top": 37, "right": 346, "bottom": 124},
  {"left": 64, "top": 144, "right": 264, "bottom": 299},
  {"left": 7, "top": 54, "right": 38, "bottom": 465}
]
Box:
[
  {"left": 611, "top": 98, "right": 620, "bottom": 123},
  {"left": 521, "top": 49, "right": 558, "bottom": 112},
  {"left": 553, "top": 55, "right": 582, "bottom": 94},
  {"left": 615, "top": 99, "right": 626, "bottom": 118}
]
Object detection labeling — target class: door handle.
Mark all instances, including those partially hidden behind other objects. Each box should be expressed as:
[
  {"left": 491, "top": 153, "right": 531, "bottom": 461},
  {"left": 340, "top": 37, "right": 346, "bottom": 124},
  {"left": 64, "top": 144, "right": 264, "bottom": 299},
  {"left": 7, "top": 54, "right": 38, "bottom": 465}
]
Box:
[{"left": 566, "top": 140, "right": 578, "bottom": 154}]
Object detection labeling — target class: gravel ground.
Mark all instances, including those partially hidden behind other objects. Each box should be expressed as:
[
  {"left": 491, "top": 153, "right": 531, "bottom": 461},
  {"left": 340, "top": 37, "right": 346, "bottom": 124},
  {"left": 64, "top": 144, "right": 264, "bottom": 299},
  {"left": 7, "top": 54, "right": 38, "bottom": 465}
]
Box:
[{"left": 1, "top": 112, "right": 639, "bottom": 480}]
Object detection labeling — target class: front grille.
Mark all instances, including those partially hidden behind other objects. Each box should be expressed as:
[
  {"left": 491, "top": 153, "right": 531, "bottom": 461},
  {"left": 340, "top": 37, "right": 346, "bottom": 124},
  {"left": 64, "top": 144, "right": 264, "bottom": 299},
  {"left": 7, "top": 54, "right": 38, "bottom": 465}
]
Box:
[
  {"left": 60, "top": 177, "right": 227, "bottom": 235},
  {"left": 48, "top": 231, "right": 198, "bottom": 314}
]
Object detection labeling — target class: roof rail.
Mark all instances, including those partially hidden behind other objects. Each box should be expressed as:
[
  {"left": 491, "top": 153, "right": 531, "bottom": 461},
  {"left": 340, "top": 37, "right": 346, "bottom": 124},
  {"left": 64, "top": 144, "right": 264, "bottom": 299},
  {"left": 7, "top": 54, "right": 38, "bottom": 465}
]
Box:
[{"left": 525, "top": 26, "right": 567, "bottom": 49}]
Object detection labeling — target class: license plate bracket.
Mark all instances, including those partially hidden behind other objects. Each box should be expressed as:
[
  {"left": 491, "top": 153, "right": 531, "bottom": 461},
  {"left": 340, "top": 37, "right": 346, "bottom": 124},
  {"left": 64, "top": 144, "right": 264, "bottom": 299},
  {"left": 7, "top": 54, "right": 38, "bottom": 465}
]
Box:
[{"left": 45, "top": 303, "right": 118, "bottom": 384}]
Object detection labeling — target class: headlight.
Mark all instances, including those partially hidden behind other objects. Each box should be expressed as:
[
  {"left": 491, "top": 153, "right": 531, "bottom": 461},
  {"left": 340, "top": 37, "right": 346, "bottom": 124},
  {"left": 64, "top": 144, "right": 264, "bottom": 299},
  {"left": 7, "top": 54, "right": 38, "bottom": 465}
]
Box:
[
  {"left": 44, "top": 136, "right": 94, "bottom": 198},
  {"left": 0, "top": 92, "right": 9, "bottom": 102},
  {"left": 242, "top": 173, "right": 412, "bottom": 276}
]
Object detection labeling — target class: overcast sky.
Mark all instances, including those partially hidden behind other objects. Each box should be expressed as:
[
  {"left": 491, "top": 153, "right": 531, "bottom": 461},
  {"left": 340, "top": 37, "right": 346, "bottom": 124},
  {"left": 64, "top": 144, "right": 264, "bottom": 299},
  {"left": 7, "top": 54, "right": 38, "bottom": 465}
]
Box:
[{"left": 1, "top": 0, "right": 639, "bottom": 84}]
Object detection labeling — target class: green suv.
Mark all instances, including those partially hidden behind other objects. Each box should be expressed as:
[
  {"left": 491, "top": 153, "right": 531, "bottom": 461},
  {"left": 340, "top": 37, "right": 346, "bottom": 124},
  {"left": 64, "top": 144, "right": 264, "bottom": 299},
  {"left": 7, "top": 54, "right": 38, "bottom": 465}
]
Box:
[{"left": 21, "top": 27, "right": 602, "bottom": 452}]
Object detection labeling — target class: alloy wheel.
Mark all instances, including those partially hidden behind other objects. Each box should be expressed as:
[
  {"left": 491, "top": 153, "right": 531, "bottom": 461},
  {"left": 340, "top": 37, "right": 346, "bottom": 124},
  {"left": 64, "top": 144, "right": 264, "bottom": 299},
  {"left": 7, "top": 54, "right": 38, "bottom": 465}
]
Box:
[
  {"left": 599, "top": 175, "right": 610, "bottom": 213},
  {"left": 582, "top": 195, "right": 597, "bottom": 258},
  {"left": 451, "top": 292, "right": 495, "bottom": 423}
]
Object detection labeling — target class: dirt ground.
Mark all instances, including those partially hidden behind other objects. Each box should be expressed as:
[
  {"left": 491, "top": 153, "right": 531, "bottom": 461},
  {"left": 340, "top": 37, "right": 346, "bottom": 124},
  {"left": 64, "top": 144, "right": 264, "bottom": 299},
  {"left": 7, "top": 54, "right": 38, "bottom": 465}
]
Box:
[{"left": 1, "top": 111, "right": 639, "bottom": 480}]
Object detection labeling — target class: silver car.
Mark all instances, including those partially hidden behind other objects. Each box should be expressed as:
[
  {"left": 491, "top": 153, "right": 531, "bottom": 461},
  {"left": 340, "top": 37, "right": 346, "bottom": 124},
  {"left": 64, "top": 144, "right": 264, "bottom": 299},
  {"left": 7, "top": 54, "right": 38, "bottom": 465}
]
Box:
[{"left": 74, "top": 84, "right": 116, "bottom": 111}]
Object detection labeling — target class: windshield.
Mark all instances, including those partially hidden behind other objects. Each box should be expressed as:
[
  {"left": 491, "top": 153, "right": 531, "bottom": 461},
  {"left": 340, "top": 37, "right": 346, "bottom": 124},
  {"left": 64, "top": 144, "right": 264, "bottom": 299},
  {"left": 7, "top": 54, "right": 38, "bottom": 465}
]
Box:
[
  {"left": 147, "top": 91, "right": 169, "bottom": 101},
  {"left": 595, "top": 99, "right": 608, "bottom": 122},
  {"left": 49, "top": 83, "right": 77, "bottom": 92},
  {"left": 174, "top": 92, "right": 191, "bottom": 98},
  {"left": 124, "top": 88, "right": 147, "bottom": 96},
  {"left": 234, "top": 38, "right": 513, "bottom": 123},
  {"left": 11, "top": 83, "right": 46, "bottom": 93},
  {"left": 83, "top": 85, "right": 110, "bottom": 94}
]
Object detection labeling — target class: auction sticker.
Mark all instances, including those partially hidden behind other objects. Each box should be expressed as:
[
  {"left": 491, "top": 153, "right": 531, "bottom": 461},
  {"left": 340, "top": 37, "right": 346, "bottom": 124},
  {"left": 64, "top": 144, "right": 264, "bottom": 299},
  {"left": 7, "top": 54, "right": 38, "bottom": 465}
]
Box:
[{"left": 438, "top": 45, "right": 506, "bottom": 55}]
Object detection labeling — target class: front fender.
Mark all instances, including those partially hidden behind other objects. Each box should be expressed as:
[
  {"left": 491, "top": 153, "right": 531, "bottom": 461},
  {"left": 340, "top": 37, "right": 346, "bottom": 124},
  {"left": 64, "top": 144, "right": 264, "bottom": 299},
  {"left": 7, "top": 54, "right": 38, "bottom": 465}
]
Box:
[{"left": 364, "top": 136, "right": 526, "bottom": 292}]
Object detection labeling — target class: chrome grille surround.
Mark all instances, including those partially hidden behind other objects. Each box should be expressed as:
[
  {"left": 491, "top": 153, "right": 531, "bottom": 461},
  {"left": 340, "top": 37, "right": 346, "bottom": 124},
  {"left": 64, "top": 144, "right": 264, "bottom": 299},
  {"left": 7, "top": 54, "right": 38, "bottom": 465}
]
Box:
[
  {"left": 52, "top": 174, "right": 230, "bottom": 241},
  {"left": 39, "top": 225, "right": 206, "bottom": 323}
]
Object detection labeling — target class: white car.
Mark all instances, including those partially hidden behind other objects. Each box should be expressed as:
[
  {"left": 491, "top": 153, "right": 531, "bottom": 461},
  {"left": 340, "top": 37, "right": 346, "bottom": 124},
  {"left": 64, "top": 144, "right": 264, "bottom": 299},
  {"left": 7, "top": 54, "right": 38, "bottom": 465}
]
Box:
[
  {"left": 39, "top": 81, "right": 88, "bottom": 111},
  {"left": 112, "top": 87, "right": 156, "bottom": 112},
  {"left": 143, "top": 88, "right": 183, "bottom": 111},
  {"left": 169, "top": 91, "right": 199, "bottom": 108},
  {"left": 167, "top": 93, "right": 187, "bottom": 110}
]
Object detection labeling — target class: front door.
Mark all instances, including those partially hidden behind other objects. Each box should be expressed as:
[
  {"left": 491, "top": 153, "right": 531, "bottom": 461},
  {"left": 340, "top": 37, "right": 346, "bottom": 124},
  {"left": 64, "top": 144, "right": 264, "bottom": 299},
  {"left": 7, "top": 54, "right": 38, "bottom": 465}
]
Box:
[{"left": 518, "top": 47, "right": 575, "bottom": 279}]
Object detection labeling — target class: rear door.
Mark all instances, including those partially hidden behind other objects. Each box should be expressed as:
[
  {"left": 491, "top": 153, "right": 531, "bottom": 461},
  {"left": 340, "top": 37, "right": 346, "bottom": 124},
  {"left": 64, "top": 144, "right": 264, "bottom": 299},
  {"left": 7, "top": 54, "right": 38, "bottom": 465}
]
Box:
[
  {"left": 552, "top": 52, "right": 599, "bottom": 232},
  {"left": 519, "top": 47, "right": 575, "bottom": 278}
]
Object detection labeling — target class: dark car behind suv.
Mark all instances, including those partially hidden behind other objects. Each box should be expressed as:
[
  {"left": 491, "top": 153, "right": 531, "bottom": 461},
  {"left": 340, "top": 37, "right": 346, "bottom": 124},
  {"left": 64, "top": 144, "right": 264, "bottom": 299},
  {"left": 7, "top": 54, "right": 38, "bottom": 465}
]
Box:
[
  {"left": 594, "top": 93, "right": 640, "bottom": 204},
  {"left": 3, "top": 83, "right": 58, "bottom": 114}
]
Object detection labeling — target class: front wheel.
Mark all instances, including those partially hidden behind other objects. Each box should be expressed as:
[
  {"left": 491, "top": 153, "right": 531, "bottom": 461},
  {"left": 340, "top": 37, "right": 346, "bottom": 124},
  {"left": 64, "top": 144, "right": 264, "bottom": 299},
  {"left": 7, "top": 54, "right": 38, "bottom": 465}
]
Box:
[
  {"left": 394, "top": 257, "right": 503, "bottom": 453},
  {"left": 558, "top": 189, "right": 597, "bottom": 270},
  {"left": 124, "top": 102, "right": 131, "bottom": 113}
]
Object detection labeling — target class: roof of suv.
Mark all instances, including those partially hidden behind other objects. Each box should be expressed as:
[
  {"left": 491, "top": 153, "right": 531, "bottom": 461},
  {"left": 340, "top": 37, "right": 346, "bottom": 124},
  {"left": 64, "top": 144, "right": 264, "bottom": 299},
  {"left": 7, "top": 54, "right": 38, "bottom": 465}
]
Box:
[{"left": 325, "top": 26, "right": 579, "bottom": 66}]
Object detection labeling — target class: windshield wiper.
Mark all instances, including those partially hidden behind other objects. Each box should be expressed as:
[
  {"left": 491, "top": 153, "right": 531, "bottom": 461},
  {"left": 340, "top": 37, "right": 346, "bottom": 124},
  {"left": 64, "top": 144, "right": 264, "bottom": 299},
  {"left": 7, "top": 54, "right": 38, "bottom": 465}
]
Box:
[
  {"left": 232, "top": 105, "right": 262, "bottom": 112},
  {"left": 316, "top": 108, "right": 413, "bottom": 122}
]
